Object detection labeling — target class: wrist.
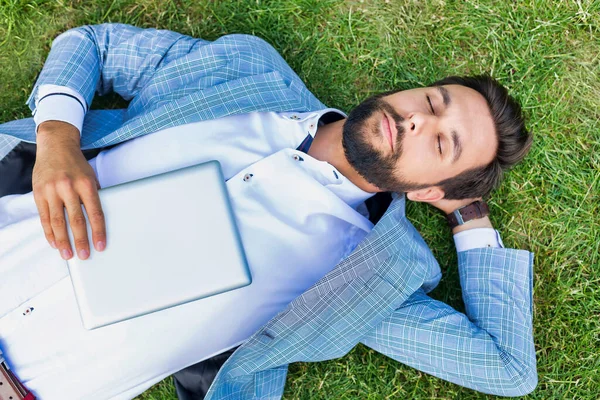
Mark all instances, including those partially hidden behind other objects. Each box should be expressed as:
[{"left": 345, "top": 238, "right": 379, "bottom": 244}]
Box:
[
  {"left": 37, "top": 120, "right": 80, "bottom": 149},
  {"left": 446, "top": 199, "right": 489, "bottom": 231},
  {"left": 452, "top": 216, "right": 493, "bottom": 234}
]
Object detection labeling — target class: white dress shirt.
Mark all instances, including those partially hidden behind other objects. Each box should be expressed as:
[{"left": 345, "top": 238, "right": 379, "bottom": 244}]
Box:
[
  {"left": 0, "top": 89, "right": 502, "bottom": 400},
  {"left": 1, "top": 106, "right": 378, "bottom": 400}
]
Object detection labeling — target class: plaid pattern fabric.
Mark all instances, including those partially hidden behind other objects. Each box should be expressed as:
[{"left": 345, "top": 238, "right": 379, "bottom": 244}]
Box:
[
  {"left": 0, "top": 135, "right": 21, "bottom": 161},
  {"left": 0, "top": 24, "right": 536, "bottom": 397},
  {"left": 206, "top": 196, "right": 536, "bottom": 399},
  {"left": 0, "top": 23, "right": 325, "bottom": 156},
  {"left": 361, "top": 249, "right": 536, "bottom": 397}
]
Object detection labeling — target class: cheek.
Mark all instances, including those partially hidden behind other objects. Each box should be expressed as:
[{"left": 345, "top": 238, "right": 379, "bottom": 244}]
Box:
[
  {"left": 396, "top": 140, "right": 437, "bottom": 182},
  {"left": 401, "top": 137, "right": 428, "bottom": 164},
  {"left": 382, "top": 93, "right": 420, "bottom": 115}
]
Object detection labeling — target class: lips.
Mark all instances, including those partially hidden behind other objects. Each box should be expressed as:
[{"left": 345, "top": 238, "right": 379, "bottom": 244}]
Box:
[{"left": 381, "top": 112, "right": 395, "bottom": 151}]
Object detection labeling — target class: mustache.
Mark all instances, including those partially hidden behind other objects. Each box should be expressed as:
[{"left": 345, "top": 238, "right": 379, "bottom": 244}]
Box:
[{"left": 378, "top": 99, "right": 404, "bottom": 127}]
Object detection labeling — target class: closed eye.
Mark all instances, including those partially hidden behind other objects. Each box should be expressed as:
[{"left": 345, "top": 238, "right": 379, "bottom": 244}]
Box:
[
  {"left": 437, "top": 134, "right": 442, "bottom": 155},
  {"left": 426, "top": 95, "right": 435, "bottom": 115}
]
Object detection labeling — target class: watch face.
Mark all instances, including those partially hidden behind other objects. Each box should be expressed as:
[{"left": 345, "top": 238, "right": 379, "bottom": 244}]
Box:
[{"left": 446, "top": 209, "right": 464, "bottom": 228}]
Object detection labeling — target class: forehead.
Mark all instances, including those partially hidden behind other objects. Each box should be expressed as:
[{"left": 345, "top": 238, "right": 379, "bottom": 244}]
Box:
[{"left": 438, "top": 84, "right": 497, "bottom": 169}]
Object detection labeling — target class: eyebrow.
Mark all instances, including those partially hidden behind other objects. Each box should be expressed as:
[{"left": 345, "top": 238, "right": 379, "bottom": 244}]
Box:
[
  {"left": 436, "top": 86, "right": 451, "bottom": 106},
  {"left": 451, "top": 130, "right": 462, "bottom": 163}
]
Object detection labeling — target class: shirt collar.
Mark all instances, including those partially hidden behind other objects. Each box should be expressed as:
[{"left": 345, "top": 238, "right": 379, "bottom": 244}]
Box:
[
  {"left": 331, "top": 170, "right": 376, "bottom": 209},
  {"left": 304, "top": 109, "right": 373, "bottom": 208},
  {"left": 282, "top": 108, "right": 374, "bottom": 207},
  {"left": 311, "top": 108, "right": 346, "bottom": 137},
  {"left": 280, "top": 108, "right": 346, "bottom": 138}
]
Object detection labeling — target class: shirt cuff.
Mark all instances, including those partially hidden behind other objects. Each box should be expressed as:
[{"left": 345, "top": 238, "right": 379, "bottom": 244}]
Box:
[
  {"left": 453, "top": 228, "right": 504, "bottom": 252},
  {"left": 33, "top": 85, "right": 87, "bottom": 135}
]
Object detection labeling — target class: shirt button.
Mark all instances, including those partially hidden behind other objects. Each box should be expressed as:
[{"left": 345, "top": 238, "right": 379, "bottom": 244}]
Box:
[
  {"left": 243, "top": 173, "right": 253, "bottom": 182},
  {"left": 290, "top": 114, "right": 299, "bottom": 120},
  {"left": 292, "top": 154, "right": 304, "bottom": 161}
]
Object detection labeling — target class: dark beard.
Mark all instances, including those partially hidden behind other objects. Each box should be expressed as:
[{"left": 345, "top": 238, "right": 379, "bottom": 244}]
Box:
[{"left": 342, "top": 94, "right": 426, "bottom": 192}]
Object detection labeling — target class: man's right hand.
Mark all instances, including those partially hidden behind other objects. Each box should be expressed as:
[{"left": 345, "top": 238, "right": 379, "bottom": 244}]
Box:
[{"left": 32, "top": 120, "right": 106, "bottom": 260}]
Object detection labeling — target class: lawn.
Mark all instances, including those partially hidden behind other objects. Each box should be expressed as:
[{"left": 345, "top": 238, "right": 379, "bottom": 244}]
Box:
[{"left": 1, "top": 0, "right": 599, "bottom": 399}]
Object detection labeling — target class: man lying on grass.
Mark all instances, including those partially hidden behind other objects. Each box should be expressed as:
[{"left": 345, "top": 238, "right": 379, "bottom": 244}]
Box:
[{"left": 0, "top": 24, "right": 536, "bottom": 399}]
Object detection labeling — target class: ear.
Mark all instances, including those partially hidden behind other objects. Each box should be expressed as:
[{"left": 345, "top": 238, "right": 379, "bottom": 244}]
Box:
[{"left": 405, "top": 187, "right": 445, "bottom": 203}]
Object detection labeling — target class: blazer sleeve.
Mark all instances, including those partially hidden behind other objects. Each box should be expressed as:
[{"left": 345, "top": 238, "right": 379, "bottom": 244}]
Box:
[
  {"left": 360, "top": 247, "right": 537, "bottom": 397},
  {"left": 26, "top": 23, "right": 209, "bottom": 111}
]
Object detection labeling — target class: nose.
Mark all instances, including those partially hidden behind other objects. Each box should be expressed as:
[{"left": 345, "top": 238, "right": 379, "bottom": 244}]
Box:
[{"left": 406, "top": 112, "right": 435, "bottom": 137}]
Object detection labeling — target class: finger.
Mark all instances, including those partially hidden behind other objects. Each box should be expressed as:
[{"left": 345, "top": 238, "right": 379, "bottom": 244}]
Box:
[
  {"left": 62, "top": 188, "right": 91, "bottom": 260},
  {"left": 33, "top": 194, "right": 56, "bottom": 249},
  {"left": 78, "top": 179, "right": 106, "bottom": 252},
  {"left": 47, "top": 193, "right": 73, "bottom": 260}
]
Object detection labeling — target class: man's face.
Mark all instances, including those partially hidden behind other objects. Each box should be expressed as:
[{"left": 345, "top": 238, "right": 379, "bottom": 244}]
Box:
[{"left": 342, "top": 84, "right": 497, "bottom": 194}]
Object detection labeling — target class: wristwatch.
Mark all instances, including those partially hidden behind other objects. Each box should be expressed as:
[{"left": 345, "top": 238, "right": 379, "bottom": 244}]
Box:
[{"left": 446, "top": 200, "right": 489, "bottom": 229}]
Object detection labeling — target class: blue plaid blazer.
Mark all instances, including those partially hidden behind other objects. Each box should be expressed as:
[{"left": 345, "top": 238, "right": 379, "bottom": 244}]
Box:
[{"left": 0, "top": 24, "right": 537, "bottom": 398}]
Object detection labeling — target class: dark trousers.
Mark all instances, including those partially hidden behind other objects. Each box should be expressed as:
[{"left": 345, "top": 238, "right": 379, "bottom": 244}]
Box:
[
  {"left": 173, "top": 347, "right": 237, "bottom": 400},
  {"left": 0, "top": 141, "right": 105, "bottom": 197}
]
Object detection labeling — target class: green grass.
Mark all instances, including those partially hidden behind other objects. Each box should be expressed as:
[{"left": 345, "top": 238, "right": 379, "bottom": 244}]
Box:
[{"left": 1, "top": 0, "right": 599, "bottom": 398}]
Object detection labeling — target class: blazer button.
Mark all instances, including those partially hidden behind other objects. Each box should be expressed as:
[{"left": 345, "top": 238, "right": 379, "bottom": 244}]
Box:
[{"left": 243, "top": 173, "right": 253, "bottom": 182}]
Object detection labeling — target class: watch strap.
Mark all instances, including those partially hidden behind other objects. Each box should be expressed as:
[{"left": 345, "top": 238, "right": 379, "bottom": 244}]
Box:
[{"left": 446, "top": 200, "right": 489, "bottom": 228}]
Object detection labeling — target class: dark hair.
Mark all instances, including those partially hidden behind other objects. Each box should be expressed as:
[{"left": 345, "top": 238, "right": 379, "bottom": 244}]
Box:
[{"left": 429, "top": 75, "right": 532, "bottom": 199}]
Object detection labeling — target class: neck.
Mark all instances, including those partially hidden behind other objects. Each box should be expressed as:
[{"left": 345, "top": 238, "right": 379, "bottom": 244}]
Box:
[{"left": 308, "top": 119, "right": 380, "bottom": 193}]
